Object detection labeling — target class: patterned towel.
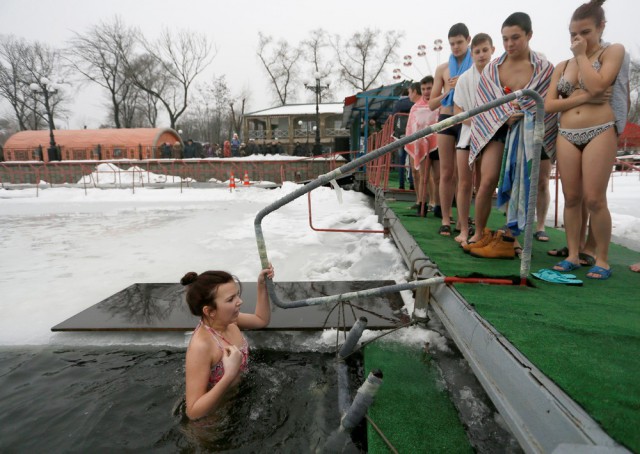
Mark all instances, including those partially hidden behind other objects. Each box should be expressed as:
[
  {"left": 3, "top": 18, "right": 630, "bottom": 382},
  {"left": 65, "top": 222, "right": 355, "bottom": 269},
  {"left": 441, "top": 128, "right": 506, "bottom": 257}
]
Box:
[
  {"left": 405, "top": 98, "right": 439, "bottom": 169},
  {"left": 469, "top": 51, "right": 557, "bottom": 165},
  {"left": 497, "top": 111, "right": 535, "bottom": 235}
]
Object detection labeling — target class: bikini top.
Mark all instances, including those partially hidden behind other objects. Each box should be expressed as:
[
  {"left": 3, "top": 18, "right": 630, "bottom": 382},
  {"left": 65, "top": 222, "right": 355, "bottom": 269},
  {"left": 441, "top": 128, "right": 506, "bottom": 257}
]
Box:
[
  {"left": 197, "top": 321, "right": 249, "bottom": 387},
  {"left": 557, "top": 45, "right": 607, "bottom": 98}
]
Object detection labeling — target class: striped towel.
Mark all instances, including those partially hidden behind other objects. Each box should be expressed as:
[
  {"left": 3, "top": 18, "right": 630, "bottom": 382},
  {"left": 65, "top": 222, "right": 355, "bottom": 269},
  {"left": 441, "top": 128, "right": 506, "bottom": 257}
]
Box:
[
  {"left": 497, "top": 111, "right": 535, "bottom": 235},
  {"left": 469, "top": 51, "right": 557, "bottom": 165},
  {"left": 405, "top": 98, "right": 439, "bottom": 169}
]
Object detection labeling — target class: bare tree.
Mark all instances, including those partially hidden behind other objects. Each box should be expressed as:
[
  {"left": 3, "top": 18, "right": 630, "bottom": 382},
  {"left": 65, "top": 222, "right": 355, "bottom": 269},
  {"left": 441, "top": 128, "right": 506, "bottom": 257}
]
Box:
[
  {"left": 331, "top": 28, "right": 403, "bottom": 92},
  {"left": 122, "top": 27, "right": 215, "bottom": 129},
  {"left": 66, "top": 16, "right": 139, "bottom": 128},
  {"left": 301, "top": 28, "right": 335, "bottom": 102},
  {"left": 257, "top": 32, "right": 302, "bottom": 105},
  {"left": 0, "top": 37, "right": 69, "bottom": 132},
  {"left": 0, "top": 35, "right": 33, "bottom": 130}
]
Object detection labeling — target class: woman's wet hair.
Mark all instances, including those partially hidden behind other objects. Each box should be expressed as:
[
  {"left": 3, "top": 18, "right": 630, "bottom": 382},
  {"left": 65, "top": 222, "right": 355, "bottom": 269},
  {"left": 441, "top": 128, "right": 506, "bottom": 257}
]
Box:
[
  {"left": 180, "top": 271, "right": 241, "bottom": 316},
  {"left": 502, "top": 12, "right": 533, "bottom": 35},
  {"left": 572, "top": 0, "right": 606, "bottom": 27}
]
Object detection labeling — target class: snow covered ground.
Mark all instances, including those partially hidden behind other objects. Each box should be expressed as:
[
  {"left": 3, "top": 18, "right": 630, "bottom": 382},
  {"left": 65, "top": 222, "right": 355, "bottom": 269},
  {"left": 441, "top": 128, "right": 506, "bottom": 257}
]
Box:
[{"left": 0, "top": 168, "right": 638, "bottom": 347}]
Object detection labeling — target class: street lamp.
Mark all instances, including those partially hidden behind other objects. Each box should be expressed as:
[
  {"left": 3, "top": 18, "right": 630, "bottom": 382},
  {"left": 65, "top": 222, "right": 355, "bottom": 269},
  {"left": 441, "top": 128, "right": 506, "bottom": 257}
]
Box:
[
  {"left": 30, "top": 77, "right": 58, "bottom": 161},
  {"left": 304, "top": 71, "right": 329, "bottom": 156}
]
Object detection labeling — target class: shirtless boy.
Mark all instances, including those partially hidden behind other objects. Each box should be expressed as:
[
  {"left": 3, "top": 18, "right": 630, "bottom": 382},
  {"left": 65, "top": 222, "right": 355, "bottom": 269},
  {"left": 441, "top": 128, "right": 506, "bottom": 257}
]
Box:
[
  {"left": 429, "top": 23, "right": 472, "bottom": 236},
  {"left": 464, "top": 12, "right": 557, "bottom": 259}
]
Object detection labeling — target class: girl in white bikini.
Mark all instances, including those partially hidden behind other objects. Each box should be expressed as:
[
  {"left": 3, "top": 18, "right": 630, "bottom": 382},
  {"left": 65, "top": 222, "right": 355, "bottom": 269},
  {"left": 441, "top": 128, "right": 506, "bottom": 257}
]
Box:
[
  {"left": 181, "top": 265, "right": 274, "bottom": 420},
  {"left": 544, "top": 0, "right": 624, "bottom": 280}
]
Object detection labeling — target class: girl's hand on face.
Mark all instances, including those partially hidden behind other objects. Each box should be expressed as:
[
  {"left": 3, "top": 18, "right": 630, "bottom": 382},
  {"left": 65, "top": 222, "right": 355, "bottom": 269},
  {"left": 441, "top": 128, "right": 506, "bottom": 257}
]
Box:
[
  {"left": 222, "top": 345, "right": 243, "bottom": 378},
  {"left": 570, "top": 35, "right": 587, "bottom": 57},
  {"left": 257, "top": 263, "right": 274, "bottom": 284}
]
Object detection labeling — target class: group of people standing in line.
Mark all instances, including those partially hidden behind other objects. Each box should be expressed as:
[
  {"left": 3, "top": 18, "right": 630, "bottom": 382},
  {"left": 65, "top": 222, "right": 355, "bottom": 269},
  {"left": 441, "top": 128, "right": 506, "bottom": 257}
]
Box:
[
  {"left": 160, "top": 133, "right": 296, "bottom": 159},
  {"left": 395, "top": 0, "right": 630, "bottom": 280}
]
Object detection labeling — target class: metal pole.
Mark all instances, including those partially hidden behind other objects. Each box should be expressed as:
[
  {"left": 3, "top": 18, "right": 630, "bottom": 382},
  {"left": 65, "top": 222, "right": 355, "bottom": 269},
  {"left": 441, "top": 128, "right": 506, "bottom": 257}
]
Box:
[
  {"left": 315, "top": 78, "right": 321, "bottom": 153},
  {"left": 255, "top": 89, "right": 545, "bottom": 308}
]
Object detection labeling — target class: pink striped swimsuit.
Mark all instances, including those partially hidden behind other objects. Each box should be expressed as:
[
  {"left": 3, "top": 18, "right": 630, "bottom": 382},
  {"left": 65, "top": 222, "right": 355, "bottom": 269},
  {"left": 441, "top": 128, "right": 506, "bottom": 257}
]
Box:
[{"left": 196, "top": 321, "right": 249, "bottom": 387}]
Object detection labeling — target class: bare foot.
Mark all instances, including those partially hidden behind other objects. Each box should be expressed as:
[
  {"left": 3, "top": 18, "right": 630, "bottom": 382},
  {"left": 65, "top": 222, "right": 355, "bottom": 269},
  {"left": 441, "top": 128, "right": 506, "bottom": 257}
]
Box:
[
  {"left": 630, "top": 263, "right": 640, "bottom": 273},
  {"left": 454, "top": 233, "right": 467, "bottom": 244}
]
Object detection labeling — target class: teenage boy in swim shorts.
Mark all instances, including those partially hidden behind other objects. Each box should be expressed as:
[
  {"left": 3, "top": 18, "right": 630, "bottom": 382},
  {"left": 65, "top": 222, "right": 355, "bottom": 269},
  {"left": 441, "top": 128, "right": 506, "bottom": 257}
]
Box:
[{"left": 429, "top": 23, "right": 472, "bottom": 236}]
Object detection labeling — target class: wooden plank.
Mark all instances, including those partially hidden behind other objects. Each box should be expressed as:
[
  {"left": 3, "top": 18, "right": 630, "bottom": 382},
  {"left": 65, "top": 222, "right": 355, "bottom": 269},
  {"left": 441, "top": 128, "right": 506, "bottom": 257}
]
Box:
[{"left": 51, "top": 281, "right": 406, "bottom": 332}]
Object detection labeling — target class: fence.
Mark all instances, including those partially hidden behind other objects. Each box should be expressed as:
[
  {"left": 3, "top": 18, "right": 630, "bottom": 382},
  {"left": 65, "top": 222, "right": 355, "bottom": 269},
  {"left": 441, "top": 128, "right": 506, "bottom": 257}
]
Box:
[{"left": 0, "top": 154, "right": 348, "bottom": 188}]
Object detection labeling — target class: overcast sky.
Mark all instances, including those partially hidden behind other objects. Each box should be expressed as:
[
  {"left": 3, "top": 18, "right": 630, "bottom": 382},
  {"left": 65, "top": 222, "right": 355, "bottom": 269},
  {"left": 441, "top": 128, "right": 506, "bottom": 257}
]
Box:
[{"left": 2, "top": 0, "right": 638, "bottom": 129}]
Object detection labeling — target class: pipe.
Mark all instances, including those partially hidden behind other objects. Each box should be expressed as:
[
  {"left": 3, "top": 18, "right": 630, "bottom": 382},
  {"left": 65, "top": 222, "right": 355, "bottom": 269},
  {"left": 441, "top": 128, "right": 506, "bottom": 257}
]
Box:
[
  {"left": 337, "top": 317, "right": 368, "bottom": 415},
  {"left": 338, "top": 316, "right": 368, "bottom": 359},
  {"left": 322, "top": 369, "right": 384, "bottom": 454},
  {"left": 341, "top": 369, "right": 384, "bottom": 431},
  {"left": 256, "top": 89, "right": 545, "bottom": 307}
]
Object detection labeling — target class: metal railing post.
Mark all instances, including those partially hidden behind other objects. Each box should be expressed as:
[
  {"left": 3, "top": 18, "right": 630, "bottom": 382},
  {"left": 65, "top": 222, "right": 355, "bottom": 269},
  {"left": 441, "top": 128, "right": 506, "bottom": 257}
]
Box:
[{"left": 255, "top": 89, "right": 546, "bottom": 309}]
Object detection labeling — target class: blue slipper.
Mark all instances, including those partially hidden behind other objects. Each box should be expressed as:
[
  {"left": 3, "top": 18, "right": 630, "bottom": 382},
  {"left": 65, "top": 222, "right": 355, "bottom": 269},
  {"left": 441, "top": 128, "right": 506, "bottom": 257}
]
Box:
[
  {"left": 532, "top": 269, "right": 583, "bottom": 286},
  {"left": 586, "top": 265, "right": 612, "bottom": 280},
  {"left": 553, "top": 259, "right": 581, "bottom": 272}
]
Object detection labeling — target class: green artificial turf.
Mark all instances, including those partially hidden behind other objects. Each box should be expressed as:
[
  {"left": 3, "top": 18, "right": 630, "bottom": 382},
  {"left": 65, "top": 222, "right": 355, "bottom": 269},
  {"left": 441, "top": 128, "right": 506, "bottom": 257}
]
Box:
[
  {"left": 364, "top": 342, "right": 472, "bottom": 453},
  {"left": 387, "top": 199, "right": 640, "bottom": 452}
]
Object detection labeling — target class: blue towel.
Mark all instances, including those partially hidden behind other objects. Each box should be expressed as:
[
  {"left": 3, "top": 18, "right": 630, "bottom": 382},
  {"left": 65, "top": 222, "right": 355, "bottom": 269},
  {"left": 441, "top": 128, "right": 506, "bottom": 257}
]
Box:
[
  {"left": 497, "top": 111, "right": 536, "bottom": 235},
  {"left": 441, "top": 49, "right": 472, "bottom": 107}
]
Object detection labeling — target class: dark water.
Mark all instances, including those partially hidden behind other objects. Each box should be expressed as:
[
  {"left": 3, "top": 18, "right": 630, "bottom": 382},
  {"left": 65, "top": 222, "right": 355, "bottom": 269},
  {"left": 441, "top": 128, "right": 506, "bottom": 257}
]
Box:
[{"left": 0, "top": 347, "right": 363, "bottom": 453}]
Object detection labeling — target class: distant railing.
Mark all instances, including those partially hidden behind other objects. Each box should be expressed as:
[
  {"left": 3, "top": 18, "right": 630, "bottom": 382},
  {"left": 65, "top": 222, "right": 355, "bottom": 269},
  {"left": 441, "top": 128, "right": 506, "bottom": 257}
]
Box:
[
  {"left": 325, "top": 128, "right": 349, "bottom": 137},
  {"left": 248, "top": 130, "right": 267, "bottom": 140}
]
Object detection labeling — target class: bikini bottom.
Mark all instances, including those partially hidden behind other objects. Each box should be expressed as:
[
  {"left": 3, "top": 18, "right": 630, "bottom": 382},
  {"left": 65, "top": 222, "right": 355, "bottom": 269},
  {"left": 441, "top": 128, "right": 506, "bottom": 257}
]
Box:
[{"left": 558, "top": 121, "right": 615, "bottom": 151}]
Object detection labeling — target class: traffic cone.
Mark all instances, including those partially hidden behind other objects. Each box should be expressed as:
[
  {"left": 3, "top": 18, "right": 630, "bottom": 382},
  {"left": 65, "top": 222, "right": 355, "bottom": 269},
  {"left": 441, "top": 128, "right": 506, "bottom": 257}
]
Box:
[
  {"left": 243, "top": 170, "right": 250, "bottom": 186},
  {"left": 229, "top": 172, "right": 236, "bottom": 191}
]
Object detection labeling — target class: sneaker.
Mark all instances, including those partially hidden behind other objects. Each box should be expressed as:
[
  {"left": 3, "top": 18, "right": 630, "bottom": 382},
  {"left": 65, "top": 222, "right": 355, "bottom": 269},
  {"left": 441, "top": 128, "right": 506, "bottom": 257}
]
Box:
[
  {"left": 470, "top": 230, "right": 515, "bottom": 259},
  {"left": 462, "top": 228, "right": 493, "bottom": 254}
]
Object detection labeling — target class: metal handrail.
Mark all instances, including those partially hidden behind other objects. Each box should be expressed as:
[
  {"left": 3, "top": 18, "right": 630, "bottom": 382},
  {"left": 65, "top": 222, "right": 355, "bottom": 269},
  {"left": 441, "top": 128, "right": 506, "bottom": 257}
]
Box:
[{"left": 255, "top": 89, "right": 546, "bottom": 308}]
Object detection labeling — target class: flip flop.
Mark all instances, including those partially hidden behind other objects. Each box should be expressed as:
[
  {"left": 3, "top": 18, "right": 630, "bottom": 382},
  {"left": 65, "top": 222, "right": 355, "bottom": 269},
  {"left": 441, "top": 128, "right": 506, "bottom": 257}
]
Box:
[
  {"left": 553, "top": 259, "right": 581, "bottom": 272},
  {"left": 439, "top": 225, "right": 451, "bottom": 237},
  {"left": 534, "top": 231, "right": 549, "bottom": 242},
  {"left": 586, "top": 265, "right": 612, "bottom": 280},
  {"left": 547, "top": 246, "right": 569, "bottom": 257},
  {"left": 578, "top": 253, "right": 596, "bottom": 266},
  {"left": 532, "top": 269, "right": 583, "bottom": 286}
]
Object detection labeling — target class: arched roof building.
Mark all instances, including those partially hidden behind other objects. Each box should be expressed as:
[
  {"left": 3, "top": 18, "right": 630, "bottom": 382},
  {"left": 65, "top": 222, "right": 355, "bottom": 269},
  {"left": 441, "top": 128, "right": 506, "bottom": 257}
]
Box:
[{"left": 3, "top": 128, "right": 182, "bottom": 161}]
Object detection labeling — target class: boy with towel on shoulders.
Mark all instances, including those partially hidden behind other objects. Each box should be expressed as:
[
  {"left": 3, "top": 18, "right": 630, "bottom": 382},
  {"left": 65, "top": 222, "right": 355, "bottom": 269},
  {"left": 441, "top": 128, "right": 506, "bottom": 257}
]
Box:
[
  {"left": 464, "top": 12, "right": 557, "bottom": 259},
  {"left": 429, "top": 23, "right": 473, "bottom": 237},
  {"left": 453, "top": 33, "right": 495, "bottom": 246}
]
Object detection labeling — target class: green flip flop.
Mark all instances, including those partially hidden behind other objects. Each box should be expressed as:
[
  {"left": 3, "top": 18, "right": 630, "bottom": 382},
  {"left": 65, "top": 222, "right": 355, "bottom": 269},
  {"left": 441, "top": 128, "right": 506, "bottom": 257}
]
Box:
[{"left": 532, "top": 268, "right": 583, "bottom": 286}]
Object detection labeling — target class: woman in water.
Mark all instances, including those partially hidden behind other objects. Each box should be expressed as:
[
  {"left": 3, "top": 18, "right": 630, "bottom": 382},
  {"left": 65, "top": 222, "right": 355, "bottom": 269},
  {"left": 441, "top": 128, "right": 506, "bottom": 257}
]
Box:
[
  {"left": 181, "top": 265, "right": 274, "bottom": 420},
  {"left": 545, "top": 0, "right": 625, "bottom": 279}
]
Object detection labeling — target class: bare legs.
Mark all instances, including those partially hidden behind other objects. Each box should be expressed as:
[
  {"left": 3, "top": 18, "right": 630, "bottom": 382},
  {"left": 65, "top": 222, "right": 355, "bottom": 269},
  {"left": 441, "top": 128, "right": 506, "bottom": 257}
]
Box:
[
  {"left": 582, "top": 129, "right": 616, "bottom": 276},
  {"left": 467, "top": 141, "right": 503, "bottom": 242},
  {"left": 455, "top": 149, "right": 473, "bottom": 243},
  {"left": 536, "top": 159, "right": 551, "bottom": 234},
  {"left": 437, "top": 134, "right": 457, "bottom": 229},
  {"left": 429, "top": 159, "right": 440, "bottom": 208},
  {"left": 555, "top": 129, "right": 617, "bottom": 276}
]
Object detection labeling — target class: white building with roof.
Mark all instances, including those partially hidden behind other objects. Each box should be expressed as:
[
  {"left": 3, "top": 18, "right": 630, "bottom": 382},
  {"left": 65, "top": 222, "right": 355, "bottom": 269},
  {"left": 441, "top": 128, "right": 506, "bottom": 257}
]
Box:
[{"left": 242, "top": 103, "right": 349, "bottom": 155}]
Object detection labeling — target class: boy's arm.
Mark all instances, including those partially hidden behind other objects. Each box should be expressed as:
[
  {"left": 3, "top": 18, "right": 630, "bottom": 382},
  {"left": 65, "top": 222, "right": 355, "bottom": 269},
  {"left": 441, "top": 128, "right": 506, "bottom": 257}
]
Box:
[{"left": 428, "top": 63, "right": 448, "bottom": 111}]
